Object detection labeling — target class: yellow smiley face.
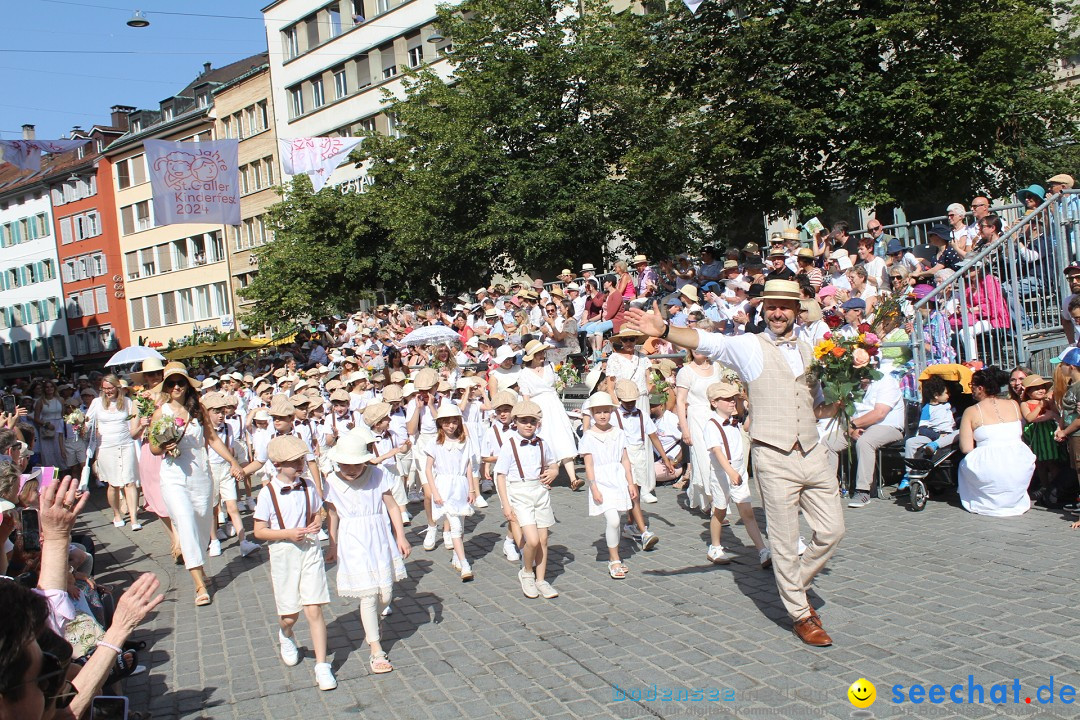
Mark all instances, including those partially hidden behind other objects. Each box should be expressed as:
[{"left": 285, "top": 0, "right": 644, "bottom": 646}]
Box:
[{"left": 847, "top": 678, "right": 876, "bottom": 708}]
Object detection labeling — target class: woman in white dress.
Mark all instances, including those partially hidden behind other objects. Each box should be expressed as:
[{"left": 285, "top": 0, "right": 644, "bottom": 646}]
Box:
[
  {"left": 957, "top": 367, "right": 1035, "bottom": 516},
  {"left": 486, "top": 345, "right": 521, "bottom": 395},
  {"left": 579, "top": 392, "right": 636, "bottom": 579},
  {"left": 150, "top": 364, "right": 245, "bottom": 606},
  {"left": 87, "top": 374, "right": 142, "bottom": 529},
  {"left": 324, "top": 429, "right": 409, "bottom": 675},
  {"left": 33, "top": 380, "right": 66, "bottom": 469},
  {"left": 516, "top": 340, "right": 579, "bottom": 488},
  {"left": 675, "top": 349, "right": 722, "bottom": 511}
]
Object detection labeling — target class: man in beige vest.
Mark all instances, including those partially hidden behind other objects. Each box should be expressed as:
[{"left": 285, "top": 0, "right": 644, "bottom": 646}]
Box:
[{"left": 626, "top": 279, "right": 844, "bottom": 647}]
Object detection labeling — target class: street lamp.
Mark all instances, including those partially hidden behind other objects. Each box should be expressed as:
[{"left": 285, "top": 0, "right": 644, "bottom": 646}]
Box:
[
  {"left": 126, "top": 10, "right": 150, "bottom": 28},
  {"left": 427, "top": 27, "right": 445, "bottom": 43}
]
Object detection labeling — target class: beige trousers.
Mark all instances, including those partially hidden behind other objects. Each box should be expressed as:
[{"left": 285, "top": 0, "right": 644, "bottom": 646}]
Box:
[{"left": 751, "top": 441, "right": 845, "bottom": 622}]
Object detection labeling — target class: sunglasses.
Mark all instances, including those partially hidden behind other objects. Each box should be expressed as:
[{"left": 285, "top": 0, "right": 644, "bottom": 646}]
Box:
[
  {"left": 164, "top": 379, "right": 186, "bottom": 389},
  {"left": 1, "top": 651, "right": 76, "bottom": 709}
]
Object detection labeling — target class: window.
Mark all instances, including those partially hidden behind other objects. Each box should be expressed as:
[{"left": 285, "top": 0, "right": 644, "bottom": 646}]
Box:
[
  {"left": 163, "top": 106, "right": 174, "bottom": 121},
  {"left": 131, "top": 119, "right": 142, "bottom": 133},
  {"left": 116, "top": 158, "right": 131, "bottom": 188},
  {"left": 62, "top": 260, "right": 75, "bottom": 283},
  {"left": 289, "top": 87, "right": 304, "bottom": 118},
  {"left": 264, "top": 156, "right": 275, "bottom": 185},
  {"left": 334, "top": 68, "right": 348, "bottom": 99},
  {"left": 172, "top": 238, "right": 189, "bottom": 269},
  {"left": 222, "top": 116, "right": 232, "bottom": 138},
  {"left": 196, "top": 92, "right": 209, "bottom": 109},
  {"left": 377, "top": 0, "right": 390, "bottom": 12},
  {"left": 382, "top": 63, "right": 397, "bottom": 80},
  {"left": 129, "top": 297, "right": 145, "bottom": 330},
  {"left": 92, "top": 254, "right": 106, "bottom": 276},
  {"left": 312, "top": 78, "right": 325, "bottom": 109},
  {"left": 195, "top": 285, "right": 211, "bottom": 319},
  {"left": 408, "top": 46, "right": 423, "bottom": 68},
  {"left": 59, "top": 216, "right": 73, "bottom": 245},
  {"left": 50, "top": 335, "right": 66, "bottom": 360},
  {"left": 86, "top": 211, "right": 100, "bottom": 238},
  {"left": 191, "top": 234, "right": 207, "bottom": 266},
  {"left": 328, "top": 5, "right": 342, "bottom": 37},
  {"left": 95, "top": 287, "right": 109, "bottom": 314},
  {"left": 209, "top": 232, "right": 225, "bottom": 262},
  {"left": 162, "top": 293, "right": 177, "bottom": 325},
  {"left": 244, "top": 106, "right": 257, "bottom": 135},
  {"left": 354, "top": 54, "right": 372, "bottom": 89},
  {"left": 135, "top": 200, "right": 152, "bottom": 231},
  {"left": 244, "top": 219, "right": 256, "bottom": 249},
  {"left": 145, "top": 295, "right": 161, "bottom": 327},
  {"left": 67, "top": 294, "right": 82, "bottom": 318},
  {"left": 124, "top": 251, "right": 139, "bottom": 279},
  {"left": 386, "top": 113, "right": 402, "bottom": 138},
  {"left": 177, "top": 289, "right": 193, "bottom": 322},
  {"left": 213, "top": 282, "right": 229, "bottom": 316},
  {"left": 140, "top": 247, "right": 156, "bottom": 276},
  {"left": 285, "top": 26, "right": 299, "bottom": 59},
  {"left": 257, "top": 101, "right": 269, "bottom": 131},
  {"left": 251, "top": 160, "right": 263, "bottom": 190},
  {"left": 232, "top": 112, "right": 244, "bottom": 140},
  {"left": 239, "top": 165, "right": 250, "bottom": 195}
]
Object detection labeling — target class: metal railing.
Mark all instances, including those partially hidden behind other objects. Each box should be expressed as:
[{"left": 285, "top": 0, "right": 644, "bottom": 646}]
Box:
[{"left": 910, "top": 190, "right": 1080, "bottom": 379}]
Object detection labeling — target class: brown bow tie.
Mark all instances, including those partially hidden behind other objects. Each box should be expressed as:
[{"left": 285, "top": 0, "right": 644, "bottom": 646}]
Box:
[
  {"left": 622, "top": 409, "right": 640, "bottom": 417},
  {"left": 519, "top": 437, "right": 540, "bottom": 447},
  {"left": 279, "top": 481, "right": 305, "bottom": 494},
  {"left": 501, "top": 423, "right": 514, "bottom": 432}
]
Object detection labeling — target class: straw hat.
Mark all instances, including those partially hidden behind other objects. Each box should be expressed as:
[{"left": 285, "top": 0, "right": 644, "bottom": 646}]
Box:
[
  {"left": 583, "top": 391, "right": 615, "bottom": 410},
  {"left": 267, "top": 435, "right": 309, "bottom": 464},
  {"left": 706, "top": 381, "right": 741, "bottom": 401},
  {"left": 328, "top": 429, "right": 376, "bottom": 465},
  {"left": 679, "top": 285, "right": 699, "bottom": 303},
  {"left": 760, "top": 279, "right": 802, "bottom": 302},
  {"left": 151, "top": 363, "right": 201, "bottom": 394},
  {"left": 521, "top": 339, "right": 552, "bottom": 362},
  {"left": 632, "top": 254, "right": 648, "bottom": 265},
  {"left": 1021, "top": 374, "right": 1052, "bottom": 390},
  {"left": 611, "top": 328, "right": 647, "bottom": 345}
]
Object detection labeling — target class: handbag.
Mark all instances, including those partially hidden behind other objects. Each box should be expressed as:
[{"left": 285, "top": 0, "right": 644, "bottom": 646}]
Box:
[
  {"left": 40, "top": 423, "right": 56, "bottom": 440},
  {"left": 79, "top": 416, "right": 98, "bottom": 492}
]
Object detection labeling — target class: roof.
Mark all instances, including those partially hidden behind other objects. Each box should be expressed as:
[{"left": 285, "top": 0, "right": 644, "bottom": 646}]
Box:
[
  {"left": 177, "top": 53, "right": 269, "bottom": 98},
  {"left": 0, "top": 125, "right": 122, "bottom": 200}
]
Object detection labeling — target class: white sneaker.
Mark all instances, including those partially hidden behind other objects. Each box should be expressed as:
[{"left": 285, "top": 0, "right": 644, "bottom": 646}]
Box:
[
  {"left": 317, "top": 529, "right": 329, "bottom": 541},
  {"left": 217, "top": 511, "right": 227, "bottom": 524},
  {"left": 707, "top": 544, "right": 735, "bottom": 564},
  {"left": 208, "top": 539, "right": 222, "bottom": 557},
  {"left": 279, "top": 630, "right": 300, "bottom": 666},
  {"left": 130, "top": 522, "right": 142, "bottom": 531},
  {"left": 240, "top": 539, "right": 261, "bottom": 557},
  {"left": 443, "top": 531, "right": 453, "bottom": 550},
  {"left": 112, "top": 518, "right": 125, "bottom": 528},
  {"left": 400, "top": 510, "right": 411, "bottom": 526},
  {"left": 450, "top": 555, "right": 461, "bottom": 570},
  {"left": 381, "top": 604, "right": 393, "bottom": 617},
  {"left": 423, "top": 526, "right": 439, "bottom": 551},
  {"left": 503, "top": 536, "right": 520, "bottom": 562},
  {"left": 640, "top": 528, "right": 659, "bottom": 551},
  {"left": 314, "top": 662, "right": 337, "bottom": 691},
  {"left": 460, "top": 561, "right": 474, "bottom": 581},
  {"left": 473, "top": 495, "right": 489, "bottom": 509},
  {"left": 480, "top": 479, "right": 494, "bottom": 493},
  {"left": 621, "top": 523, "right": 640, "bottom": 541},
  {"left": 758, "top": 547, "right": 772, "bottom": 569},
  {"left": 225, "top": 522, "right": 237, "bottom": 538},
  {"left": 215, "top": 527, "right": 228, "bottom": 541},
  {"left": 797, "top": 536, "right": 807, "bottom": 556},
  {"left": 640, "top": 491, "right": 658, "bottom": 504}
]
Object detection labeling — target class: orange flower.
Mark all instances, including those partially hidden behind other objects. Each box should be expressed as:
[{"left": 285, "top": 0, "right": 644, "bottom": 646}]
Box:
[{"left": 831, "top": 347, "right": 846, "bottom": 358}]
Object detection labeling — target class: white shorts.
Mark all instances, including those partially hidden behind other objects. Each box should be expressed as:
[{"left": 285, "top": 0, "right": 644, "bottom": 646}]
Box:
[
  {"left": 210, "top": 462, "right": 237, "bottom": 504},
  {"left": 64, "top": 439, "right": 87, "bottom": 465},
  {"left": 625, "top": 443, "right": 651, "bottom": 488},
  {"left": 506, "top": 480, "right": 555, "bottom": 529},
  {"left": 268, "top": 540, "right": 330, "bottom": 615},
  {"left": 708, "top": 461, "right": 751, "bottom": 510}
]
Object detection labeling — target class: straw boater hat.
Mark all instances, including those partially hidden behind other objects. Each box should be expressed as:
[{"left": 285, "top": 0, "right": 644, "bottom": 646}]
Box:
[
  {"left": 707, "top": 381, "right": 741, "bottom": 401},
  {"left": 632, "top": 254, "right": 648, "bottom": 265},
  {"left": 151, "top": 363, "right": 201, "bottom": 394},
  {"left": 780, "top": 228, "right": 801, "bottom": 242},
  {"left": 511, "top": 400, "right": 543, "bottom": 419},
  {"left": 328, "top": 429, "right": 376, "bottom": 465},
  {"left": 268, "top": 435, "right": 309, "bottom": 464},
  {"left": 760, "top": 279, "right": 802, "bottom": 302},
  {"left": 131, "top": 356, "right": 165, "bottom": 385}
]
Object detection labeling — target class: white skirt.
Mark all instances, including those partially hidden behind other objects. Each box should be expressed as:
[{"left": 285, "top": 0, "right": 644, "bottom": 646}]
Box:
[{"left": 96, "top": 443, "right": 138, "bottom": 487}]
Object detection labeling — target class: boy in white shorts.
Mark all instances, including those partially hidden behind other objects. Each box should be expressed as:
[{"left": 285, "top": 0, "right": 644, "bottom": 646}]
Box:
[
  {"left": 481, "top": 390, "right": 521, "bottom": 562},
  {"left": 702, "top": 381, "right": 771, "bottom": 569},
  {"left": 494, "top": 400, "right": 560, "bottom": 599},
  {"left": 612, "top": 380, "right": 673, "bottom": 550},
  {"left": 252, "top": 434, "right": 336, "bottom": 691},
  {"left": 203, "top": 392, "right": 260, "bottom": 558}
]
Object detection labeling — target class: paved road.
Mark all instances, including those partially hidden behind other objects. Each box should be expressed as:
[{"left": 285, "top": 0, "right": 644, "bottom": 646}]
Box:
[{"left": 83, "top": 478, "right": 1080, "bottom": 720}]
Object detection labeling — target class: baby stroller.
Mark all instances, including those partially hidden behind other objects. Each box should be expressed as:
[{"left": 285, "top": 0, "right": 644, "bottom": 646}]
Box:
[{"left": 902, "top": 363, "right": 975, "bottom": 511}]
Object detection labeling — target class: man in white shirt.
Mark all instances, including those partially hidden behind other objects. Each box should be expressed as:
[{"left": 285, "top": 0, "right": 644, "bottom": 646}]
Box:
[
  {"left": 844, "top": 372, "right": 905, "bottom": 509},
  {"left": 567, "top": 283, "right": 587, "bottom": 325}
]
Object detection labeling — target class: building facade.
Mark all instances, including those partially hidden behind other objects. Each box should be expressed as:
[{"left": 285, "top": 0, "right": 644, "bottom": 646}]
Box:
[
  {"left": 104, "top": 55, "right": 268, "bottom": 347},
  {"left": 213, "top": 63, "right": 281, "bottom": 326},
  {"left": 0, "top": 127, "right": 72, "bottom": 376},
  {"left": 49, "top": 109, "right": 132, "bottom": 363},
  {"left": 261, "top": 0, "right": 455, "bottom": 190}
]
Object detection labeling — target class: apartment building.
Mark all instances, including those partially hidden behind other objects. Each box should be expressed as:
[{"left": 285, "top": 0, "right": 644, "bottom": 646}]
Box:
[
  {"left": 213, "top": 63, "right": 281, "bottom": 324},
  {"left": 49, "top": 109, "right": 132, "bottom": 363},
  {"left": 0, "top": 127, "right": 72, "bottom": 376},
  {"left": 262, "top": 0, "right": 455, "bottom": 190},
  {"left": 104, "top": 55, "right": 268, "bottom": 346}
]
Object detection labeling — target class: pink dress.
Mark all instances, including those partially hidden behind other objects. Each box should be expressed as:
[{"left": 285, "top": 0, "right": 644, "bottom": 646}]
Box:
[{"left": 138, "top": 399, "right": 169, "bottom": 517}]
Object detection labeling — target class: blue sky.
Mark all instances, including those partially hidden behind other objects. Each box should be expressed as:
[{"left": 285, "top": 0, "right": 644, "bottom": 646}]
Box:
[{"left": 2, "top": 0, "right": 271, "bottom": 140}]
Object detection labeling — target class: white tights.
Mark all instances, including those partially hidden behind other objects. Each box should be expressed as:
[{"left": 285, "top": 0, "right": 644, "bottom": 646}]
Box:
[
  {"left": 359, "top": 587, "right": 392, "bottom": 644},
  {"left": 604, "top": 509, "right": 621, "bottom": 549}
]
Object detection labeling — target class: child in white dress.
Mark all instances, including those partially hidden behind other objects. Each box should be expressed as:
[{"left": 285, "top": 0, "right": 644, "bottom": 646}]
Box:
[
  {"left": 324, "top": 429, "right": 410, "bottom": 675},
  {"left": 424, "top": 404, "right": 477, "bottom": 580},
  {"left": 579, "top": 392, "right": 637, "bottom": 579}
]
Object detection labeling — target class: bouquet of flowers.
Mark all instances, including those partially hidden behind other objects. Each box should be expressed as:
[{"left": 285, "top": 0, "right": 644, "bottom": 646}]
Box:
[
  {"left": 870, "top": 292, "right": 904, "bottom": 337},
  {"left": 134, "top": 394, "right": 156, "bottom": 419},
  {"left": 149, "top": 415, "right": 187, "bottom": 458},
  {"left": 64, "top": 409, "right": 87, "bottom": 438},
  {"left": 811, "top": 326, "right": 882, "bottom": 423},
  {"left": 554, "top": 362, "right": 581, "bottom": 395}
]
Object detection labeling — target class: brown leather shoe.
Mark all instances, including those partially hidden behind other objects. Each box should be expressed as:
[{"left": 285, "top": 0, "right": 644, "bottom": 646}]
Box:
[{"left": 792, "top": 616, "right": 832, "bottom": 646}]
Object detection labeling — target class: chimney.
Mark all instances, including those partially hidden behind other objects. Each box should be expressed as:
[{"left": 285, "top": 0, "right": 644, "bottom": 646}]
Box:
[
  {"left": 110, "top": 105, "right": 135, "bottom": 130},
  {"left": 71, "top": 125, "right": 83, "bottom": 138},
  {"left": 203, "top": 62, "right": 212, "bottom": 75},
  {"left": 21, "top": 124, "right": 35, "bottom": 140}
]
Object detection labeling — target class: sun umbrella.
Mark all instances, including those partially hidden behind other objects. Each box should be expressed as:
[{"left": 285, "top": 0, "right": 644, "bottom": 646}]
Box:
[
  {"left": 400, "top": 325, "right": 461, "bottom": 348},
  {"left": 105, "top": 345, "right": 166, "bottom": 367}
]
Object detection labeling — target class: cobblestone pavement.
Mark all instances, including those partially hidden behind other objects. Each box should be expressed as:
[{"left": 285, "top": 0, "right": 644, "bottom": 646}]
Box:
[{"left": 83, "top": 477, "right": 1080, "bottom": 720}]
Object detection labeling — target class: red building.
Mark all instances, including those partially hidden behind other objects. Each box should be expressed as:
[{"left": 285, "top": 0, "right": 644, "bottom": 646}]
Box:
[{"left": 47, "top": 107, "right": 133, "bottom": 364}]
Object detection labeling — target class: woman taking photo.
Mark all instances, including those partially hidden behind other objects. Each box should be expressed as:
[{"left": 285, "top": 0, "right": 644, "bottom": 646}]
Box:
[
  {"left": 150, "top": 363, "right": 245, "bottom": 606},
  {"left": 87, "top": 374, "right": 142, "bottom": 530}
]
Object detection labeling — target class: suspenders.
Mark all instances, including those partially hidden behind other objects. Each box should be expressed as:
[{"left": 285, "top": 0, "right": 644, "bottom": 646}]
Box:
[
  {"left": 615, "top": 410, "right": 646, "bottom": 443},
  {"left": 509, "top": 438, "right": 546, "bottom": 481},
  {"left": 709, "top": 418, "right": 733, "bottom": 460},
  {"left": 267, "top": 481, "right": 312, "bottom": 531}
]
